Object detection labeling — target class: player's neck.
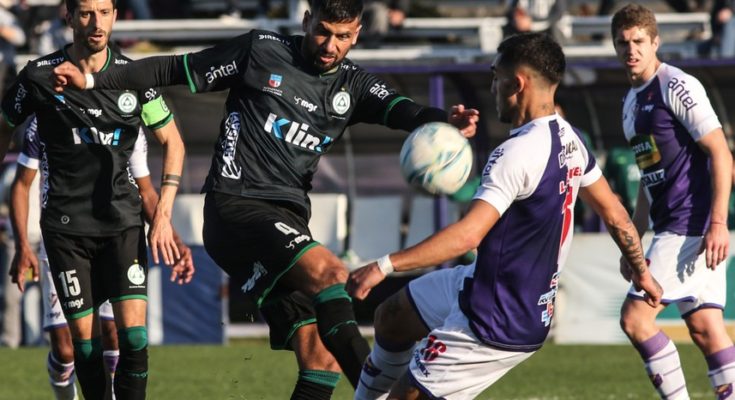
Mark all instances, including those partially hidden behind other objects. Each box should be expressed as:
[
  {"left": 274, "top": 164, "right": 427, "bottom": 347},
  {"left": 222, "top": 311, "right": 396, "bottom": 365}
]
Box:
[
  {"left": 67, "top": 44, "right": 109, "bottom": 74},
  {"left": 512, "top": 97, "right": 555, "bottom": 128}
]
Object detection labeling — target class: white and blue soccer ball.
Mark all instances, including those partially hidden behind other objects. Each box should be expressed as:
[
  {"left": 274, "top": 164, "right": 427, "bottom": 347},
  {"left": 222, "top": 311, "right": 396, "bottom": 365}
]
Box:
[{"left": 399, "top": 122, "right": 473, "bottom": 195}]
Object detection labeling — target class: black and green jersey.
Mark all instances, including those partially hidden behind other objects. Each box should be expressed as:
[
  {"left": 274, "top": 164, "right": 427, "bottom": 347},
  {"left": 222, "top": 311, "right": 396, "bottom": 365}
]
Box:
[
  {"left": 185, "top": 30, "right": 410, "bottom": 215},
  {"left": 1, "top": 45, "right": 173, "bottom": 236}
]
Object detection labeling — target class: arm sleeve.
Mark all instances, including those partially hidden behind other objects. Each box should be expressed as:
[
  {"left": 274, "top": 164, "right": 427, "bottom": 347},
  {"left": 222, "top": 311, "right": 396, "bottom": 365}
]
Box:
[
  {"left": 662, "top": 72, "right": 722, "bottom": 141},
  {"left": 348, "top": 69, "right": 447, "bottom": 130},
  {"left": 95, "top": 55, "right": 187, "bottom": 91},
  {"left": 128, "top": 129, "right": 150, "bottom": 178},
  {"left": 138, "top": 87, "right": 174, "bottom": 129},
  {"left": 180, "top": 32, "right": 254, "bottom": 93},
  {"left": 1, "top": 68, "right": 35, "bottom": 128}
]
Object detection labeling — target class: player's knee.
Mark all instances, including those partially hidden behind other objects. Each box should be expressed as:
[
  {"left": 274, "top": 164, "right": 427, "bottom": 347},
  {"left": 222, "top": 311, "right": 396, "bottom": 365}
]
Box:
[
  {"left": 619, "top": 312, "right": 640, "bottom": 337},
  {"left": 54, "top": 344, "right": 75, "bottom": 364},
  {"left": 73, "top": 337, "right": 102, "bottom": 362},
  {"left": 118, "top": 326, "right": 148, "bottom": 352},
  {"left": 302, "top": 348, "right": 341, "bottom": 372},
  {"left": 374, "top": 299, "right": 404, "bottom": 339}
]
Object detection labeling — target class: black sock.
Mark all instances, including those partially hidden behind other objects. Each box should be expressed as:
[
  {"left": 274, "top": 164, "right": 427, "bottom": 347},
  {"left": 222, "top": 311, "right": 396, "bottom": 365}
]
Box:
[
  {"left": 290, "top": 370, "right": 340, "bottom": 400},
  {"left": 73, "top": 337, "right": 106, "bottom": 400},
  {"left": 115, "top": 327, "right": 148, "bottom": 400},
  {"left": 313, "top": 284, "right": 371, "bottom": 388}
]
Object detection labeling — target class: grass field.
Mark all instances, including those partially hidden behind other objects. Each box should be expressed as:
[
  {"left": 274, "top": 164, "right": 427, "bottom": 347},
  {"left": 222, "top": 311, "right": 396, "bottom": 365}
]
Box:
[{"left": 0, "top": 340, "right": 716, "bottom": 399}]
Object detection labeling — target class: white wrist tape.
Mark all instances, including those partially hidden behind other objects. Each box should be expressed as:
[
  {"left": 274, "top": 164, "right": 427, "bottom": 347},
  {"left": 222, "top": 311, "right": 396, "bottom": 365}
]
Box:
[
  {"left": 84, "top": 73, "right": 95, "bottom": 89},
  {"left": 377, "top": 254, "right": 394, "bottom": 276}
]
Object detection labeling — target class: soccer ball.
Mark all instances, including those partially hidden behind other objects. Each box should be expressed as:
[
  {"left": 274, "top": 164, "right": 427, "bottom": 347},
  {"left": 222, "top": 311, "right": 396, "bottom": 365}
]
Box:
[{"left": 400, "top": 122, "right": 473, "bottom": 195}]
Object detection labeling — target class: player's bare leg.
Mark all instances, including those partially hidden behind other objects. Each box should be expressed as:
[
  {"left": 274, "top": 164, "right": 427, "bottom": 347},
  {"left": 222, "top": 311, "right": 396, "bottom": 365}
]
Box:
[
  {"left": 280, "top": 245, "right": 370, "bottom": 388},
  {"left": 621, "top": 298, "right": 689, "bottom": 399},
  {"left": 68, "top": 313, "right": 106, "bottom": 400},
  {"left": 684, "top": 308, "right": 735, "bottom": 399},
  {"left": 47, "top": 326, "right": 78, "bottom": 400},
  {"left": 356, "top": 289, "right": 428, "bottom": 400},
  {"left": 290, "top": 323, "right": 342, "bottom": 399},
  {"left": 113, "top": 299, "right": 148, "bottom": 400}
]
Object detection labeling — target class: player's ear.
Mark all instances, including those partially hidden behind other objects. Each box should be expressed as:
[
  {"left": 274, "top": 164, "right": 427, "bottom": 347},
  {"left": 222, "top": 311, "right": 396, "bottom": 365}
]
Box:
[
  {"left": 513, "top": 74, "right": 524, "bottom": 95},
  {"left": 652, "top": 34, "right": 660, "bottom": 52},
  {"left": 352, "top": 24, "right": 362, "bottom": 45}
]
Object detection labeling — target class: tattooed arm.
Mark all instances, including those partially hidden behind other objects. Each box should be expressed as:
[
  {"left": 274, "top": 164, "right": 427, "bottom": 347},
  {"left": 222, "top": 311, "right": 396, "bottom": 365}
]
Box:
[{"left": 579, "top": 177, "right": 662, "bottom": 307}]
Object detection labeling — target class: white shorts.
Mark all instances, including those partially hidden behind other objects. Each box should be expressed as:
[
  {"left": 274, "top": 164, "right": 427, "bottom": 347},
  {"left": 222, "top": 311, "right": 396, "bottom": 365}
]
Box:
[
  {"left": 407, "top": 264, "right": 536, "bottom": 399},
  {"left": 628, "top": 231, "right": 727, "bottom": 317},
  {"left": 41, "top": 255, "right": 114, "bottom": 331}
]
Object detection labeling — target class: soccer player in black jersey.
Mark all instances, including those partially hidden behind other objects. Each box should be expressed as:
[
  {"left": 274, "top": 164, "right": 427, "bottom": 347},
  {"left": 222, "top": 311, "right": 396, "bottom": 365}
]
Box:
[
  {"left": 53, "top": 0, "right": 479, "bottom": 397},
  {"left": 0, "top": 1, "right": 191, "bottom": 399}
]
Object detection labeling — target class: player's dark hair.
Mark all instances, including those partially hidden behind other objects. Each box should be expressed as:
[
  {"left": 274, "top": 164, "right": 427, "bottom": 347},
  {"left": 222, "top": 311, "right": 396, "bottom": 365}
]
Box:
[
  {"left": 496, "top": 32, "right": 565, "bottom": 85},
  {"left": 65, "top": 0, "right": 117, "bottom": 14},
  {"left": 308, "top": 0, "right": 363, "bottom": 22},
  {"left": 611, "top": 4, "right": 658, "bottom": 40}
]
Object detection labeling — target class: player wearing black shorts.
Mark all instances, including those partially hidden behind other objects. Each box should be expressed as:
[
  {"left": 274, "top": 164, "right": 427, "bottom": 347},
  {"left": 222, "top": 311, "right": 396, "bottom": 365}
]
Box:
[
  {"left": 53, "top": 0, "right": 479, "bottom": 397},
  {"left": 0, "top": 1, "right": 190, "bottom": 399}
]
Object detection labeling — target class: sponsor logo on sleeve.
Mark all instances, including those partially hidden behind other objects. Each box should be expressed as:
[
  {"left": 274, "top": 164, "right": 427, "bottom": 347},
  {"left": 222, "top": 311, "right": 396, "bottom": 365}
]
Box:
[
  {"left": 205, "top": 60, "right": 239, "bottom": 84},
  {"left": 668, "top": 77, "right": 698, "bottom": 111},
  {"left": 369, "top": 83, "right": 391, "bottom": 100},
  {"left": 13, "top": 83, "right": 28, "bottom": 113},
  {"left": 36, "top": 57, "right": 64, "bottom": 68},
  {"left": 482, "top": 148, "right": 504, "bottom": 176}
]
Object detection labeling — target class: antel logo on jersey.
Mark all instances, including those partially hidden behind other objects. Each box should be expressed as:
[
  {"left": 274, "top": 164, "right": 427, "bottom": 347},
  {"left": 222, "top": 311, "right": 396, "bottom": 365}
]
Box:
[
  {"left": 369, "top": 83, "right": 391, "bottom": 100},
  {"left": 264, "top": 113, "right": 333, "bottom": 153},
  {"left": 332, "top": 91, "right": 351, "bottom": 115},
  {"left": 206, "top": 60, "right": 239, "bottom": 84},
  {"left": 117, "top": 93, "right": 138, "bottom": 113},
  {"left": 269, "top": 74, "right": 282, "bottom": 88},
  {"left": 483, "top": 148, "right": 504, "bottom": 176},
  {"left": 668, "top": 77, "right": 698, "bottom": 111},
  {"left": 127, "top": 263, "right": 146, "bottom": 286},
  {"left": 13, "top": 83, "right": 28, "bottom": 114}
]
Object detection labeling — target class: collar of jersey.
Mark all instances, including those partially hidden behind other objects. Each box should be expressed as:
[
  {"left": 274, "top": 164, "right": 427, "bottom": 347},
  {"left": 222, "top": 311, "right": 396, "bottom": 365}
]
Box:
[
  {"left": 509, "top": 113, "right": 560, "bottom": 137},
  {"left": 631, "top": 62, "right": 664, "bottom": 94},
  {"left": 61, "top": 44, "right": 112, "bottom": 72}
]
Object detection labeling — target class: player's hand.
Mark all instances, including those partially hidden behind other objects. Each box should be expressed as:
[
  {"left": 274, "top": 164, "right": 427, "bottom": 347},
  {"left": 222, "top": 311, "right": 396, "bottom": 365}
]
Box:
[
  {"left": 448, "top": 104, "right": 480, "bottom": 138},
  {"left": 148, "top": 215, "right": 180, "bottom": 267},
  {"left": 52, "top": 61, "right": 86, "bottom": 92},
  {"left": 170, "top": 239, "right": 195, "bottom": 285},
  {"left": 346, "top": 262, "right": 387, "bottom": 300},
  {"left": 10, "top": 244, "right": 39, "bottom": 293},
  {"left": 631, "top": 271, "right": 663, "bottom": 308},
  {"left": 703, "top": 222, "right": 729, "bottom": 269}
]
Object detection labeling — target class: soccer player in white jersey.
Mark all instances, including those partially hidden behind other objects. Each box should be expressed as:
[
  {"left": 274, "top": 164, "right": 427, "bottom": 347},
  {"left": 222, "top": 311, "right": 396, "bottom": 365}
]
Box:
[
  {"left": 612, "top": 4, "right": 735, "bottom": 400},
  {"left": 347, "top": 32, "right": 662, "bottom": 400},
  {"left": 10, "top": 117, "right": 194, "bottom": 400}
]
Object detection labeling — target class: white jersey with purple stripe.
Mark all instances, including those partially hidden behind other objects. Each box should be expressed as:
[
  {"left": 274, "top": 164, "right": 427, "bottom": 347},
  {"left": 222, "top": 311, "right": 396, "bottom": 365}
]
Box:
[
  {"left": 622, "top": 63, "right": 721, "bottom": 236},
  {"left": 459, "top": 114, "right": 602, "bottom": 351}
]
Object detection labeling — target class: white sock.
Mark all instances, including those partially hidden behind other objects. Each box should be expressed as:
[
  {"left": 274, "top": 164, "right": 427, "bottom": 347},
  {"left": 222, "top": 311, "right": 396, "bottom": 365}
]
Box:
[
  {"left": 706, "top": 346, "right": 735, "bottom": 399},
  {"left": 47, "top": 352, "right": 78, "bottom": 400},
  {"left": 103, "top": 350, "right": 119, "bottom": 400},
  {"left": 639, "top": 334, "right": 689, "bottom": 400},
  {"left": 354, "top": 341, "right": 414, "bottom": 400}
]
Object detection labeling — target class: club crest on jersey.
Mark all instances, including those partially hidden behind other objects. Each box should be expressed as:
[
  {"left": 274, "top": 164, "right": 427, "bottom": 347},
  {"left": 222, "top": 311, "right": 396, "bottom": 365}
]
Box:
[
  {"left": 117, "top": 92, "right": 137, "bottom": 113},
  {"left": 127, "top": 262, "right": 145, "bottom": 286},
  {"left": 332, "top": 91, "right": 351, "bottom": 115},
  {"left": 264, "top": 113, "right": 333, "bottom": 153},
  {"left": 269, "top": 74, "right": 282, "bottom": 88}
]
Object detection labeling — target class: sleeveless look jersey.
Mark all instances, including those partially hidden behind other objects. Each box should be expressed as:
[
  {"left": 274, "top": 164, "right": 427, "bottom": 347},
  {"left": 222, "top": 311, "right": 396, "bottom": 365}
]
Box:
[
  {"left": 621, "top": 63, "right": 721, "bottom": 236},
  {"left": 1, "top": 45, "right": 171, "bottom": 236},
  {"left": 460, "top": 115, "right": 602, "bottom": 351}
]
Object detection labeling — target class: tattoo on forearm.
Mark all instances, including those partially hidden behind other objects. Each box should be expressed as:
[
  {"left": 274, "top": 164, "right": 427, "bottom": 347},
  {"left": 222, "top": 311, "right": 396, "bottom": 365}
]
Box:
[{"left": 610, "top": 221, "right": 647, "bottom": 274}]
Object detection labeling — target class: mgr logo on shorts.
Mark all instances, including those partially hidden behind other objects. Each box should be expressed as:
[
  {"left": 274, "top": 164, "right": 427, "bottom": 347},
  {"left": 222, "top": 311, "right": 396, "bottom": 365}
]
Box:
[{"left": 127, "top": 262, "right": 146, "bottom": 286}]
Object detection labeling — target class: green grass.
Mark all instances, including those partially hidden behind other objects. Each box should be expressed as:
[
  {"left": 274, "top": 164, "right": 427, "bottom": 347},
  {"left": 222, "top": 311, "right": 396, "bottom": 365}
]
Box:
[{"left": 0, "top": 340, "right": 715, "bottom": 399}]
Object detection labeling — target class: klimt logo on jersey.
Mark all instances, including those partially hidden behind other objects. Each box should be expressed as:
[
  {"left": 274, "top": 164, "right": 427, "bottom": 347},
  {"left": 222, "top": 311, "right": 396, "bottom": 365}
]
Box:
[
  {"left": 206, "top": 60, "right": 239, "bottom": 84},
  {"left": 72, "top": 127, "right": 122, "bottom": 146},
  {"left": 219, "top": 112, "right": 242, "bottom": 180},
  {"left": 264, "top": 113, "right": 333, "bottom": 153},
  {"left": 269, "top": 74, "right": 282, "bottom": 88}
]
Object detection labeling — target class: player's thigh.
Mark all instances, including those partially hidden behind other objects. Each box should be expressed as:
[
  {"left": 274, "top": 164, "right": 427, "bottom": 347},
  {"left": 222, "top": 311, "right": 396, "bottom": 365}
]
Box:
[
  {"left": 406, "top": 327, "right": 534, "bottom": 400},
  {"left": 43, "top": 231, "right": 96, "bottom": 322},
  {"left": 684, "top": 307, "right": 733, "bottom": 353},
  {"left": 282, "top": 244, "right": 347, "bottom": 296},
  {"left": 260, "top": 291, "right": 317, "bottom": 351},
  {"left": 202, "top": 193, "right": 322, "bottom": 304},
  {"left": 405, "top": 264, "right": 474, "bottom": 333},
  {"left": 95, "top": 227, "right": 148, "bottom": 327}
]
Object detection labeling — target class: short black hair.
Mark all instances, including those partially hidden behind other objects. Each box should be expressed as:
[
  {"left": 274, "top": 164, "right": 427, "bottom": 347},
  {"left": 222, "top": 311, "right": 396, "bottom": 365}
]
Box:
[
  {"left": 496, "top": 33, "right": 565, "bottom": 85},
  {"left": 308, "top": 0, "right": 363, "bottom": 22},
  {"left": 65, "top": 0, "right": 118, "bottom": 14}
]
